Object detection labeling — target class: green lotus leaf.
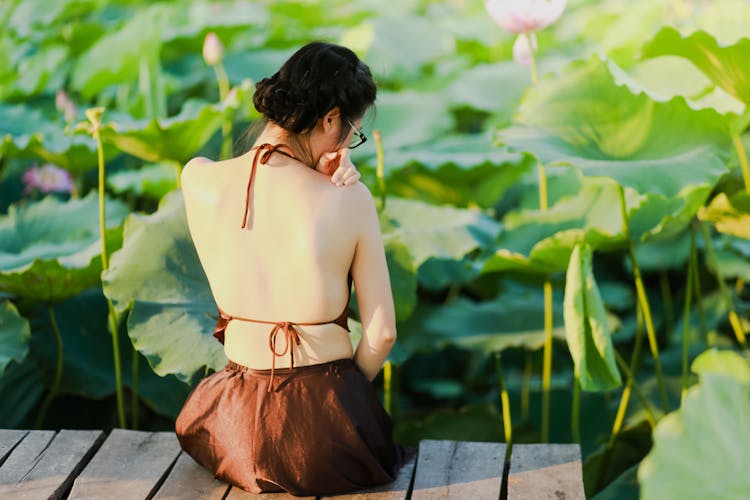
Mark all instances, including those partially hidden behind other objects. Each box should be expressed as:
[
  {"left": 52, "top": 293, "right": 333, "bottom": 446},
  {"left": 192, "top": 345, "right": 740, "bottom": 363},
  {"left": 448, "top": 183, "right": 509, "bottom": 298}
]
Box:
[
  {"left": 29, "top": 286, "right": 191, "bottom": 418},
  {"left": 340, "top": 15, "right": 455, "bottom": 84},
  {"left": 698, "top": 191, "right": 750, "bottom": 239},
  {"left": 445, "top": 62, "right": 529, "bottom": 116},
  {"left": 564, "top": 243, "right": 622, "bottom": 392},
  {"left": 0, "top": 191, "right": 128, "bottom": 303},
  {"left": 484, "top": 176, "right": 626, "bottom": 275},
  {"left": 381, "top": 197, "right": 502, "bottom": 270},
  {"left": 369, "top": 90, "right": 453, "bottom": 151},
  {"left": 70, "top": 4, "right": 172, "bottom": 99},
  {"left": 102, "top": 190, "right": 223, "bottom": 384},
  {"left": 641, "top": 27, "right": 750, "bottom": 107},
  {"left": 421, "top": 284, "right": 573, "bottom": 353},
  {"left": 0, "top": 300, "right": 30, "bottom": 378},
  {"left": 638, "top": 349, "right": 750, "bottom": 499},
  {"left": 496, "top": 55, "right": 731, "bottom": 199},
  {"left": 0, "top": 357, "right": 45, "bottom": 428},
  {"left": 5, "top": 0, "right": 99, "bottom": 39},
  {"left": 98, "top": 80, "right": 254, "bottom": 163},
  {"left": 371, "top": 133, "right": 531, "bottom": 209},
  {"left": 710, "top": 234, "right": 750, "bottom": 281},
  {"left": 107, "top": 162, "right": 178, "bottom": 200},
  {"left": 0, "top": 45, "right": 69, "bottom": 99},
  {"left": 0, "top": 103, "right": 101, "bottom": 173}
]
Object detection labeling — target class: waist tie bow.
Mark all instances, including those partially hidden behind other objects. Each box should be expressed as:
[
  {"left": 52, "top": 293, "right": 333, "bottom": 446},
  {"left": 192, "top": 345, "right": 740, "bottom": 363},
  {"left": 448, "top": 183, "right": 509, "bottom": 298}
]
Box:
[{"left": 267, "top": 321, "right": 302, "bottom": 393}]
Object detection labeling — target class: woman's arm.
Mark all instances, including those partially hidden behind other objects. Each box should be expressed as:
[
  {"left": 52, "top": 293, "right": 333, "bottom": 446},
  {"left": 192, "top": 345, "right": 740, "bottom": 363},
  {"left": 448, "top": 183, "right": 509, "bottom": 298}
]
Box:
[{"left": 349, "top": 183, "right": 397, "bottom": 382}]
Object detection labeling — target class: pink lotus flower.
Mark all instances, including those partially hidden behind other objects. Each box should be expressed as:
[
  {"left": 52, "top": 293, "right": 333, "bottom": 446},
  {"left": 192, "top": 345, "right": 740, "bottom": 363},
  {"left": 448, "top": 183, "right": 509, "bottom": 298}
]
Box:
[
  {"left": 202, "top": 32, "right": 224, "bottom": 66},
  {"left": 484, "top": 0, "right": 566, "bottom": 34},
  {"left": 22, "top": 164, "right": 74, "bottom": 195}
]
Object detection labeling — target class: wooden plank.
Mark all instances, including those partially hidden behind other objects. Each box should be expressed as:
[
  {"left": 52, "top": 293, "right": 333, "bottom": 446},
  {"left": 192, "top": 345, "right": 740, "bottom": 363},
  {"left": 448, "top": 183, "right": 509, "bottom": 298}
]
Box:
[
  {"left": 0, "top": 429, "right": 103, "bottom": 499},
  {"left": 318, "top": 445, "right": 418, "bottom": 500},
  {"left": 68, "top": 429, "right": 181, "bottom": 500},
  {"left": 152, "top": 451, "right": 230, "bottom": 500},
  {"left": 411, "top": 439, "right": 506, "bottom": 499},
  {"left": 0, "top": 430, "right": 56, "bottom": 490},
  {"left": 507, "top": 444, "right": 585, "bottom": 500},
  {"left": 0, "top": 430, "right": 28, "bottom": 464},
  {"left": 225, "top": 485, "right": 313, "bottom": 499}
]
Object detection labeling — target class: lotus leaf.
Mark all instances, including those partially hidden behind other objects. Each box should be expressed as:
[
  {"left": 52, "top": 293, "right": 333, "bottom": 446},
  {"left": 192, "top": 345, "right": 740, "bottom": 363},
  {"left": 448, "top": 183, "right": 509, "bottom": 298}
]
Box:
[
  {"left": 564, "top": 243, "right": 622, "bottom": 392},
  {"left": 641, "top": 27, "right": 750, "bottom": 107},
  {"left": 381, "top": 197, "right": 502, "bottom": 269},
  {"left": 0, "top": 191, "right": 128, "bottom": 303},
  {"left": 98, "top": 81, "right": 254, "bottom": 163},
  {"left": 0, "top": 300, "right": 30, "bottom": 378},
  {"left": 496, "top": 55, "right": 731, "bottom": 199},
  {"left": 638, "top": 349, "right": 750, "bottom": 499},
  {"left": 0, "top": 103, "right": 101, "bottom": 173}
]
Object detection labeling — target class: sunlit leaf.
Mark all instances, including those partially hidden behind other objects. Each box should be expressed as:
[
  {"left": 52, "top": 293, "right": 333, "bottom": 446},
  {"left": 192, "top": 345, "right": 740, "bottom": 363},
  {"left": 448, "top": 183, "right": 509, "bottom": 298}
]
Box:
[
  {"left": 641, "top": 27, "right": 750, "bottom": 107},
  {"left": 698, "top": 191, "right": 750, "bottom": 239},
  {"left": 496, "top": 55, "right": 731, "bottom": 199},
  {"left": 102, "top": 190, "right": 222, "bottom": 384},
  {"left": 638, "top": 349, "right": 750, "bottom": 499},
  {"left": 564, "top": 243, "right": 622, "bottom": 392}
]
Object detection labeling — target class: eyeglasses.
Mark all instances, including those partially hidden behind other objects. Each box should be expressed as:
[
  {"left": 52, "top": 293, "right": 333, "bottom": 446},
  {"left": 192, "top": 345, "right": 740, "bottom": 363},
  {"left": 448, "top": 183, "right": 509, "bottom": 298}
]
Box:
[{"left": 347, "top": 120, "right": 367, "bottom": 149}]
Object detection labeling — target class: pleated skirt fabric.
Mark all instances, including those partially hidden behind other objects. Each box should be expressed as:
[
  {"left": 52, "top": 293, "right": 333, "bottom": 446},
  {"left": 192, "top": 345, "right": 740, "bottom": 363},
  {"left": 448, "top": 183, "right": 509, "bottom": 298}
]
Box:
[{"left": 175, "top": 357, "right": 415, "bottom": 496}]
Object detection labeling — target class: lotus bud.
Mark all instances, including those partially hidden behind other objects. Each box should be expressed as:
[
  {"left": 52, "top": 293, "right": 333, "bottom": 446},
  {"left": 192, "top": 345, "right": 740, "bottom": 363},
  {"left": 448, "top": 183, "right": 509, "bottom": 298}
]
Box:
[
  {"left": 513, "top": 33, "right": 538, "bottom": 66},
  {"left": 55, "top": 90, "right": 76, "bottom": 122},
  {"left": 202, "top": 32, "right": 224, "bottom": 66},
  {"left": 22, "top": 164, "right": 74, "bottom": 195},
  {"left": 484, "top": 0, "right": 567, "bottom": 34}
]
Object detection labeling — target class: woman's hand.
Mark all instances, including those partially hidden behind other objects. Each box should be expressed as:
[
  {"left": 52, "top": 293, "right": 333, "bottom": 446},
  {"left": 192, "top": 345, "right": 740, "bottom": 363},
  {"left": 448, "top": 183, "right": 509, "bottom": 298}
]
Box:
[{"left": 315, "top": 148, "right": 360, "bottom": 187}]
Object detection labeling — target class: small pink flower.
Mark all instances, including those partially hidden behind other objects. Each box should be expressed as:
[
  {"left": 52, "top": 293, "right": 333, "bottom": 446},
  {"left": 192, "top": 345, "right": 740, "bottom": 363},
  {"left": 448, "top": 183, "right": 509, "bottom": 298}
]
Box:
[
  {"left": 484, "top": 0, "right": 567, "bottom": 34},
  {"left": 202, "top": 32, "right": 224, "bottom": 66},
  {"left": 513, "top": 33, "right": 538, "bottom": 66},
  {"left": 55, "top": 90, "right": 76, "bottom": 122},
  {"left": 22, "top": 164, "right": 74, "bottom": 195}
]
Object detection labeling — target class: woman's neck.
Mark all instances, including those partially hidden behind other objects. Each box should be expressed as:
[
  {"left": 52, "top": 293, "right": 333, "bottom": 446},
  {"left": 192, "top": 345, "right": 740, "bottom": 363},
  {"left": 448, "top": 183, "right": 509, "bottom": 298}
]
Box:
[{"left": 253, "top": 122, "right": 315, "bottom": 168}]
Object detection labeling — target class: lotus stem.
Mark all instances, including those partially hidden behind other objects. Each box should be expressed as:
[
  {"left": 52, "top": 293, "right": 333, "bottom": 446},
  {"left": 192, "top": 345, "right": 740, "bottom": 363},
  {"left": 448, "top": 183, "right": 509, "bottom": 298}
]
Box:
[
  {"left": 108, "top": 301, "right": 126, "bottom": 427},
  {"left": 610, "top": 301, "right": 645, "bottom": 441},
  {"left": 34, "top": 306, "right": 64, "bottom": 429},
  {"left": 614, "top": 351, "right": 657, "bottom": 428},
  {"left": 521, "top": 350, "right": 531, "bottom": 422},
  {"left": 213, "top": 62, "right": 233, "bottom": 160},
  {"left": 732, "top": 134, "right": 750, "bottom": 193},
  {"left": 383, "top": 360, "right": 392, "bottom": 416},
  {"left": 494, "top": 352, "right": 513, "bottom": 446},
  {"left": 374, "top": 130, "right": 386, "bottom": 209},
  {"left": 571, "top": 375, "right": 580, "bottom": 443},
  {"left": 131, "top": 347, "right": 139, "bottom": 429},
  {"left": 690, "top": 221, "right": 708, "bottom": 345},
  {"left": 699, "top": 221, "right": 747, "bottom": 346},
  {"left": 682, "top": 227, "right": 697, "bottom": 404},
  {"left": 538, "top": 159, "right": 553, "bottom": 442},
  {"left": 736, "top": 277, "right": 744, "bottom": 295},
  {"left": 660, "top": 270, "right": 673, "bottom": 345},
  {"left": 617, "top": 184, "right": 668, "bottom": 410},
  {"left": 87, "top": 107, "right": 127, "bottom": 428},
  {"left": 526, "top": 32, "right": 539, "bottom": 85}
]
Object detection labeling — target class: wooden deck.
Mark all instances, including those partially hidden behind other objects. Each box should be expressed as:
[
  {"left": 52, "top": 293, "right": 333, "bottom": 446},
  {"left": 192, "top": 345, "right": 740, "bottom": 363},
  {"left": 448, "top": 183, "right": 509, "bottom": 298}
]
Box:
[{"left": 0, "top": 429, "right": 585, "bottom": 499}]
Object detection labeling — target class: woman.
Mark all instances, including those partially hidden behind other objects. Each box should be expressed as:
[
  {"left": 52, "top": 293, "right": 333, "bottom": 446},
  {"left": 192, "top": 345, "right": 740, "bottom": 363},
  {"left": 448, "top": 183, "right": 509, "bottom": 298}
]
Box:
[{"left": 174, "top": 41, "right": 415, "bottom": 496}]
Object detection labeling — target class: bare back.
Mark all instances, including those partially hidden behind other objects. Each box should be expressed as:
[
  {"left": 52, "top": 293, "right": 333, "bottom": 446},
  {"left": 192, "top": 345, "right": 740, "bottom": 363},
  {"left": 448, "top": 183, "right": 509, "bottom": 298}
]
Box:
[{"left": 181, "top": 149, "right": 359, "bottom": 369}]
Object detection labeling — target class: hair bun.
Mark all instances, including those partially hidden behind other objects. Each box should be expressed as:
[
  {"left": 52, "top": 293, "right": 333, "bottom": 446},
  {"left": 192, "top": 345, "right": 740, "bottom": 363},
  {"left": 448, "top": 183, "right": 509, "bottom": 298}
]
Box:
[{"left": 251, "top": 42, "right": 376, "bottom": 135}]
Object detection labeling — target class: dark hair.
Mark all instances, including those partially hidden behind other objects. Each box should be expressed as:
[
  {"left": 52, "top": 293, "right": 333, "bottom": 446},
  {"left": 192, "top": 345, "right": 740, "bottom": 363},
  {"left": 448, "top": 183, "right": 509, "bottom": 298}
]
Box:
[{"left": 252, "top": 41, "right": 377, "bottom": 145}]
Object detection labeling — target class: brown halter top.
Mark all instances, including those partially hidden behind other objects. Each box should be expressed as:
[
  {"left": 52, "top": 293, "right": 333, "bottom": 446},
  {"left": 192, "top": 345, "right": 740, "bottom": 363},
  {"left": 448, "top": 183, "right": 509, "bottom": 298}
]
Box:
[{"left": 213, "top": 143, "right": 353, "bottom": 392}]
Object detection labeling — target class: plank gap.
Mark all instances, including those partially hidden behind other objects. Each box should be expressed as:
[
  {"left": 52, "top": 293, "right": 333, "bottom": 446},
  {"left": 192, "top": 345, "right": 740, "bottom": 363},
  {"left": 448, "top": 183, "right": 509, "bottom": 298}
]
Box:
[{"left": 144, "top": 448, "right": 182, "bottom": 500}]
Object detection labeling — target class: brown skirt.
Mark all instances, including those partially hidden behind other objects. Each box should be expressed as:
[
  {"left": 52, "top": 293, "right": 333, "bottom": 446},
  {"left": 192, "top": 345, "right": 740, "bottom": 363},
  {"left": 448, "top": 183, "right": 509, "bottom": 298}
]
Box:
[{"left": 174, "top": 357, "right": 416, "bottom": 496}]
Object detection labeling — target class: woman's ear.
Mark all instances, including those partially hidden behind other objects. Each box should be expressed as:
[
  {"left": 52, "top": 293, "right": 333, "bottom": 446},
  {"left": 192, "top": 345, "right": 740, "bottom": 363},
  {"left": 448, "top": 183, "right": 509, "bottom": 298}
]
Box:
[{"left": 322, "top": 107, "right": 341, "bottom": 134}]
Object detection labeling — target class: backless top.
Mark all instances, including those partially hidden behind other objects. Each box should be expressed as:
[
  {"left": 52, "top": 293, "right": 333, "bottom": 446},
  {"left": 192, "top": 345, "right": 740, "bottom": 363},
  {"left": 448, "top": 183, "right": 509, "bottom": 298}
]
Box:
[{"left": 212, "top": 143, "right": 353, "bottom": 392}]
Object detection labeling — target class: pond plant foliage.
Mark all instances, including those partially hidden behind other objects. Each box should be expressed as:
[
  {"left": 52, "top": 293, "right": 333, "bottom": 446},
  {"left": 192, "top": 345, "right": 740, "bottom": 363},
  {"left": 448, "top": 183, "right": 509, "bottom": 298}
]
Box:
[{"left": 1, "top": 0, "right": 749, "bottom": 497}]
